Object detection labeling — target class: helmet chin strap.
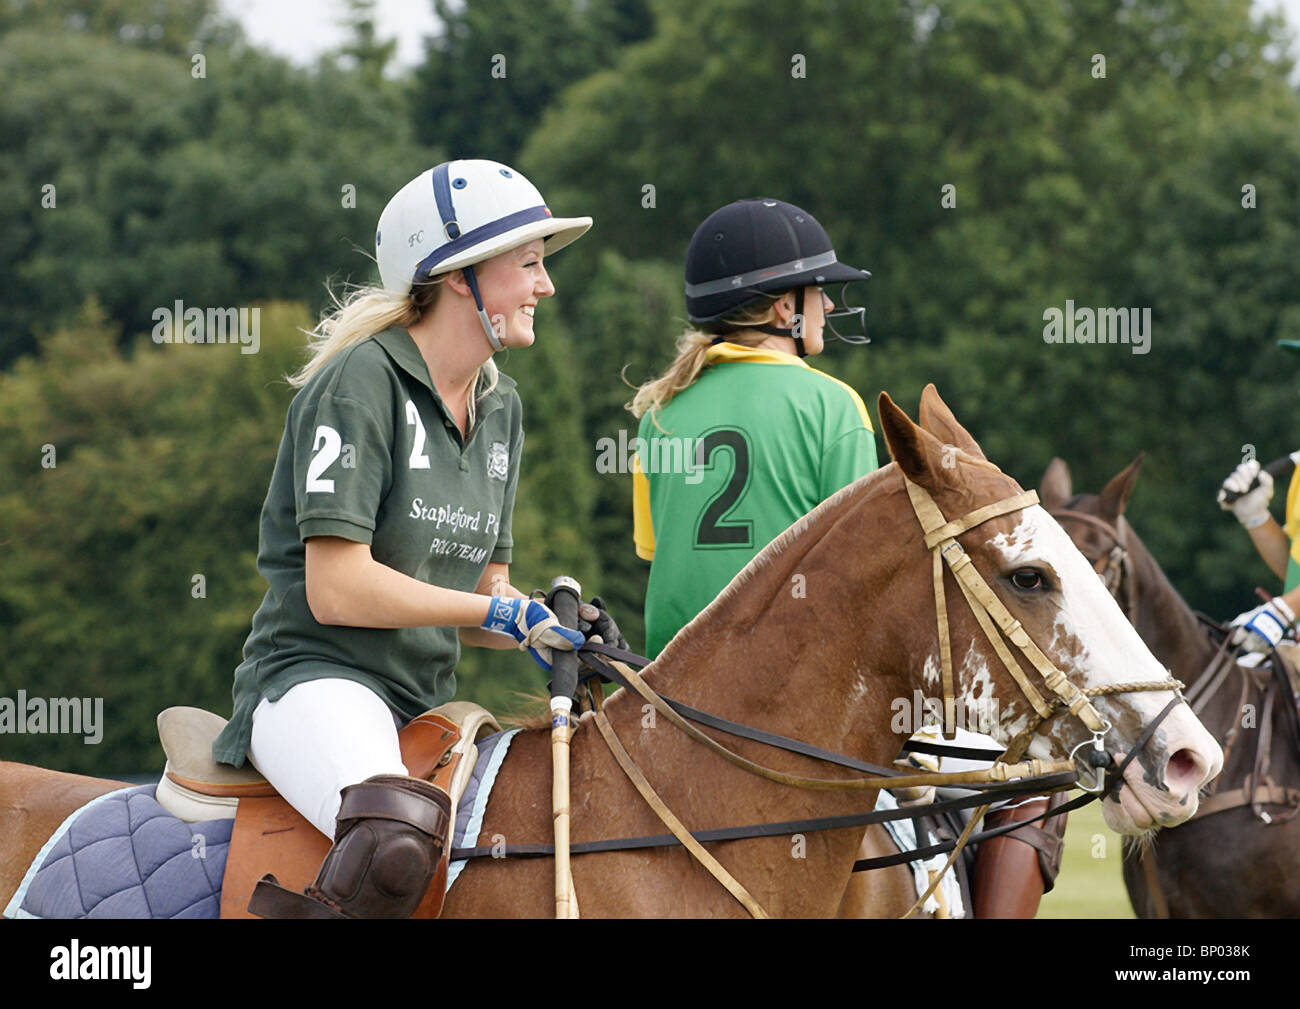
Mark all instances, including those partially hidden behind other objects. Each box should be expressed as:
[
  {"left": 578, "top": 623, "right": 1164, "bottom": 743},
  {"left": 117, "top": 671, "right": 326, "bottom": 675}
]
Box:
[
  {"left": 751, "top": 287, "right": 808, "bottom": 357},
  {"left": 463, "top": 264, "right": 506, "bottom": 352},
  {"left": 792, "top": 286, "right": 806, "bottom": 358}
]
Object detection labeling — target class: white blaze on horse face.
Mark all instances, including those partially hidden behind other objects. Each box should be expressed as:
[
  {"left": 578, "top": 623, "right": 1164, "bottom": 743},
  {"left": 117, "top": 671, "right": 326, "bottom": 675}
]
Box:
[{"left": 986, "top": 506, "right": 1221, "bottom": 782}]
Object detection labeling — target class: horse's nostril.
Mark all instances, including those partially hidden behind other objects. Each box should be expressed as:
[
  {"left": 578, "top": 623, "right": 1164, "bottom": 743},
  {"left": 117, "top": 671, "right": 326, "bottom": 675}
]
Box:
[{"left": 1164, "top": 748, "right": 1201, "bottom": 794}]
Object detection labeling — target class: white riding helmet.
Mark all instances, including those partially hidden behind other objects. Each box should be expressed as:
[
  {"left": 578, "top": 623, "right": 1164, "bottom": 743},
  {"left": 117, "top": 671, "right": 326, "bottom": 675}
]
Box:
[{"left": 376, "top": 159, "right": 592, "bottom": 350}]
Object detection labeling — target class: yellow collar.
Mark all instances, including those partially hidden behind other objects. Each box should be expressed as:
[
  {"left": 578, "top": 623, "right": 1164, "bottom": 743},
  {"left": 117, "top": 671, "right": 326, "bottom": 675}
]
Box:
[{"left": 703, "top": 342, "right": 810, "bottom": 368}]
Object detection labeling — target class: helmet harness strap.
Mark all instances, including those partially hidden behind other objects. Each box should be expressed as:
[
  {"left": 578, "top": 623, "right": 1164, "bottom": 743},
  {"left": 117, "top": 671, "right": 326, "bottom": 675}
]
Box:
[
  {"left": 462, "top": 264, "right": 506, "bottom": 353},
  {"left": 792, "top": 286, "right": 806, "bottom": 358},
  {"left": 429, "top": 162, "right": 507, "bottom": 354},
  {"left": 747, "top": 287, "right": 808, "bottom": 358}
]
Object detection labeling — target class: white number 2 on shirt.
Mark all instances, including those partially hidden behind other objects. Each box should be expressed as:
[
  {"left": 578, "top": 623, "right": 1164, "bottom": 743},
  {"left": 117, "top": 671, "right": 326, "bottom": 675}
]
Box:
[
  {"left": 305, "top": 425, "right": 341, "bottom": 493},
  {"left": 405, "top": 400, "right": 431, "bottom": 469}
]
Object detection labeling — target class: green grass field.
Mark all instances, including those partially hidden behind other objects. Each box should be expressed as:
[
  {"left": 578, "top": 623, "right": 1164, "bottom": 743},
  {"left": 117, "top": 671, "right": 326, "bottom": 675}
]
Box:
[{"left": 1035, "top": 794, "right": 1135, "bottom": 919}]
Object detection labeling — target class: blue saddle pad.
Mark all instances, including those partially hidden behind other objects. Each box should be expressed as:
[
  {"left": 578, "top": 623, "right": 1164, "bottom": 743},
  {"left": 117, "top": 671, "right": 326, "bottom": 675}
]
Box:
[
  {"left": 10, "top": 784, "right": 233, "bottom": 919},
  {"left": 7, "top": 729, "right": 522, "bottom": 918}
]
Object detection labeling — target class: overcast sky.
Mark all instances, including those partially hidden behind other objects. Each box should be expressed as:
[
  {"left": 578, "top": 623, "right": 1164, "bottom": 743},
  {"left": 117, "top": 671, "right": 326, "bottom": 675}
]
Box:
[
  {"left": 221, "top": 0, "right": 1300, "bottom": 70},
  {"left": 219, "top": 0, "right": 439, "bottom": 67}
]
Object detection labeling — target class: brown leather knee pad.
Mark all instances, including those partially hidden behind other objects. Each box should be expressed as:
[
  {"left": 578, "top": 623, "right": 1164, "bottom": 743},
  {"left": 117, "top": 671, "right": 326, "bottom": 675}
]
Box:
[
  {"left": 313, "top": 775, "right": 451, "bottom": 917},
  {"left": 250, "top": 774, "right": 452, "bottom": 919}
]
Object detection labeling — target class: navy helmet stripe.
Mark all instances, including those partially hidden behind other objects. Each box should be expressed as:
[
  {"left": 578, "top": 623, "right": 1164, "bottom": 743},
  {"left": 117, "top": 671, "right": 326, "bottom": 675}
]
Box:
[
  {"left": 413, "top": 205, "right": 554, "bottom": 279},
  {"left": 431, "top": 163, "right": 459, "bottom": 239}
]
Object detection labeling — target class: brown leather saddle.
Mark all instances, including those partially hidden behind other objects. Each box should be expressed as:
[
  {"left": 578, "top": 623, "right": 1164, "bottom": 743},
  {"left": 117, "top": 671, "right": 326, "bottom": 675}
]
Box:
[{"left": 154, "top": 704, "right": 500, "bottom": 918}]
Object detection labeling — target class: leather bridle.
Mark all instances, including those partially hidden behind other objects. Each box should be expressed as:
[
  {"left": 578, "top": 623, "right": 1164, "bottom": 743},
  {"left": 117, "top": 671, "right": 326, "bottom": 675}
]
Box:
[{"left": 907, "top": 480, "right": 1180, "bottom": 791}]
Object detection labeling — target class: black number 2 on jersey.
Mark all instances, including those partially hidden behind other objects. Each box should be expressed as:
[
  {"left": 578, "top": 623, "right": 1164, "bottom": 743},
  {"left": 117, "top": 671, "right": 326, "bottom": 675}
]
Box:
[{"left": 694, "top": 428, "right": 753, "bottom": 548}]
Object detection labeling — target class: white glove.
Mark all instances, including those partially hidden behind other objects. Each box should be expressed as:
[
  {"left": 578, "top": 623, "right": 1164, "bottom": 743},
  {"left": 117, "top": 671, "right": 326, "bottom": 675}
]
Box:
[
  {"left": 1229, "top": 597, "right": 1296, "bottom": 654},
  {"left": 1217, "top": 460, "right": 1273, "bottom": 529}
]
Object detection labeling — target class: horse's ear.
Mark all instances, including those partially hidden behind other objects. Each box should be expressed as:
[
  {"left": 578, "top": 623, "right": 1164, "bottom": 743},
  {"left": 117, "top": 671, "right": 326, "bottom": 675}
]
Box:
[
  {"left": 1097, "top": 452, "right": 1146, "bottom": 521},
  {"left": 879, "top": 390, "right": 948, "bottom": 490},
  {"left": 917, "top": 384, "right": 987, "bottom": 461},
  {"left": 1039, "top": 457, "right": 1073, "bottom": 510}
]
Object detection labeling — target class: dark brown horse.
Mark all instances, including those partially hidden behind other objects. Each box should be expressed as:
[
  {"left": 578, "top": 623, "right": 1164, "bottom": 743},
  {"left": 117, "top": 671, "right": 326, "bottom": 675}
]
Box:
[
  {"left": 1042, "top": 455, "right": 1300, "bottom": 918},
  {"left": 0, "top": 389, "right": 1222, "bottom": 918}
]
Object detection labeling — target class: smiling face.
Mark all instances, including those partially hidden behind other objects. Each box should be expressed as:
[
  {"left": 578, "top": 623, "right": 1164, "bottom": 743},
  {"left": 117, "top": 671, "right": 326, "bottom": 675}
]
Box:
[{"left": 473, "top": 238, "right": 554, "bottom": 349}]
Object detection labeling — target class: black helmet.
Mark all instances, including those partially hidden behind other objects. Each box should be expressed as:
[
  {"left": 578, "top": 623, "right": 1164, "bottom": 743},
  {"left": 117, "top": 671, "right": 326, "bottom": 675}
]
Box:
[{"left": 683, "top": 198, "right": 870, "bottom": 354}]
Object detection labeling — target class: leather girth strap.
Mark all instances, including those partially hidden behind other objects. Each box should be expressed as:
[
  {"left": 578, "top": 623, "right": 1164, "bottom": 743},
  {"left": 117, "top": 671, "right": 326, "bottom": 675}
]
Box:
[{"left": 1194, "top": 780, "right": 1300, "bottom": 819}]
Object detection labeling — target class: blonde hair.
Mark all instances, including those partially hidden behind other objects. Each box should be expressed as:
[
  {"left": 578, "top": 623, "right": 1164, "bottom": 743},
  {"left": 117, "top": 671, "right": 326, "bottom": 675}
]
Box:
[
  {"left": 627, "top": 295, "right": 780, "bottom": 424},
  {"left": 289, "top": 276, "right": 499, "bottom": 427}
]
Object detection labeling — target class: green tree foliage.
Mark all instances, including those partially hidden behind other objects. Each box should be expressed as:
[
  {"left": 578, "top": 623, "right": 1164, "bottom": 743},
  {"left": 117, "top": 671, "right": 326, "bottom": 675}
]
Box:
[
  {"left": 335, "top": 0, "right": 399, "bottom": 85},
  {"left": 544, "top": 249, "right": 680, "bottom": 653},
  {"left": 410, "top": 0, "right": 653, "bottom": 165},
  {"left": 8, "top": 0, "right": 1300, "bottom": 773},
  {"left": 0, "top": 0, "right": 240, "bottom": 57},
  {"left": 0, "top": 302, "right": 306, "bottom": 773},
  {"left": 523, "top": 0, "right": 1300, "bottom": 619},
  {"left": 0, "top": 26, "right": 434, "bottom": 365}
]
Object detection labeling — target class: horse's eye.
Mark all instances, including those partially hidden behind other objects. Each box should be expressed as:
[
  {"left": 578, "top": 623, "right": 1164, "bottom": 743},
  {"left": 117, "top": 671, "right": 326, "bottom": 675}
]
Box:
[{"left": 1010, "top": 569, "right": 1044, "bottom": 590}]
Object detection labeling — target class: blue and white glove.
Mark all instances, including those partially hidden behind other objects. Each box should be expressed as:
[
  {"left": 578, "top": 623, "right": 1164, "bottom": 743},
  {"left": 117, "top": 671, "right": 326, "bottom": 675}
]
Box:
[
  {"left": 1229, "top": 596, "right": 1296, "bottom": 654},
  {"left": 482, "top": 596, "right": 585, "bottom": 671}
]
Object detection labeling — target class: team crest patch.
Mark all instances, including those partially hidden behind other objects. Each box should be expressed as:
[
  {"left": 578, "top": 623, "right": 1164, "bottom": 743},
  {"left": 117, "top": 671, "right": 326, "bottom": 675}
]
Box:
[{"left": 487, "top": 440, "right": 509, "bottom": 481}]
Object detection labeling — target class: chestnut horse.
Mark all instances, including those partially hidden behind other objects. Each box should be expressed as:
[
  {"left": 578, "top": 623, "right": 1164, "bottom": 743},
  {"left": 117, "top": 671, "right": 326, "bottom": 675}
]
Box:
[
  {"left": 0, "top": 388, "right": 1222, "bottom": 918},
  {"left": 1042, "top": 454, "right": 1300, "bottom": 918}
]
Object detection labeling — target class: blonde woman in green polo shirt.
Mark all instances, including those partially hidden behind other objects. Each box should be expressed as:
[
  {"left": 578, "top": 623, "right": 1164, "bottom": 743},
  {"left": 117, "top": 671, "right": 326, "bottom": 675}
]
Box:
[{"left": 212, "top": 160, "right": 590, "bottom": 919}]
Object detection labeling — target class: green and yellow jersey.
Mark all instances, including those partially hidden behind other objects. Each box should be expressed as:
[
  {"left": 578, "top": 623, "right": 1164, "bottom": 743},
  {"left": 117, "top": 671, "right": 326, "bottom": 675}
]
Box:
[
  {"left": 633, "top": 342, "right": 877, "bottom": 658},
  {"left": 1283, "top": 466, "right": 1300, "bottom": 593}
]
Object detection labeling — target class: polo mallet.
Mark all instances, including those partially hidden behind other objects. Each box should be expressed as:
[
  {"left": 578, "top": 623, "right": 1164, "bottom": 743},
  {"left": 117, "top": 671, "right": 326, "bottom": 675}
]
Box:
[
  {"left": 1220, "top": 452, "right": 1300, "bottom": 504},
  {"left": 548, "top": 575, "right": 582, "bottom": 919}
]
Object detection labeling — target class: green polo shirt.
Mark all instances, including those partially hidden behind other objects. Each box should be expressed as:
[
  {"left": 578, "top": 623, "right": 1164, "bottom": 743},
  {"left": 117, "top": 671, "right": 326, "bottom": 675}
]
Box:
[
  {"left": 212, "top": 327, "right": 522, "bottom": 768},
  {"left": 633, "top": 343, "right": 877, "bottom": 658}
]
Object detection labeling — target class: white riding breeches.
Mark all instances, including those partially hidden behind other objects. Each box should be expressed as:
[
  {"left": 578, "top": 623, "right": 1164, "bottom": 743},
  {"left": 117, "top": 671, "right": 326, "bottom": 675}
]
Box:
[{"left": 248, "top": 678, "right": 409, "bottom": 839}]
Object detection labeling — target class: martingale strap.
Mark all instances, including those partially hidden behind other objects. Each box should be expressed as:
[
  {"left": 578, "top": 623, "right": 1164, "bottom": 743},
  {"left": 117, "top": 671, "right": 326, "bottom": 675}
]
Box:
[{"left": 904, "top": 479, "right": 1108, "bottom": 738}]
